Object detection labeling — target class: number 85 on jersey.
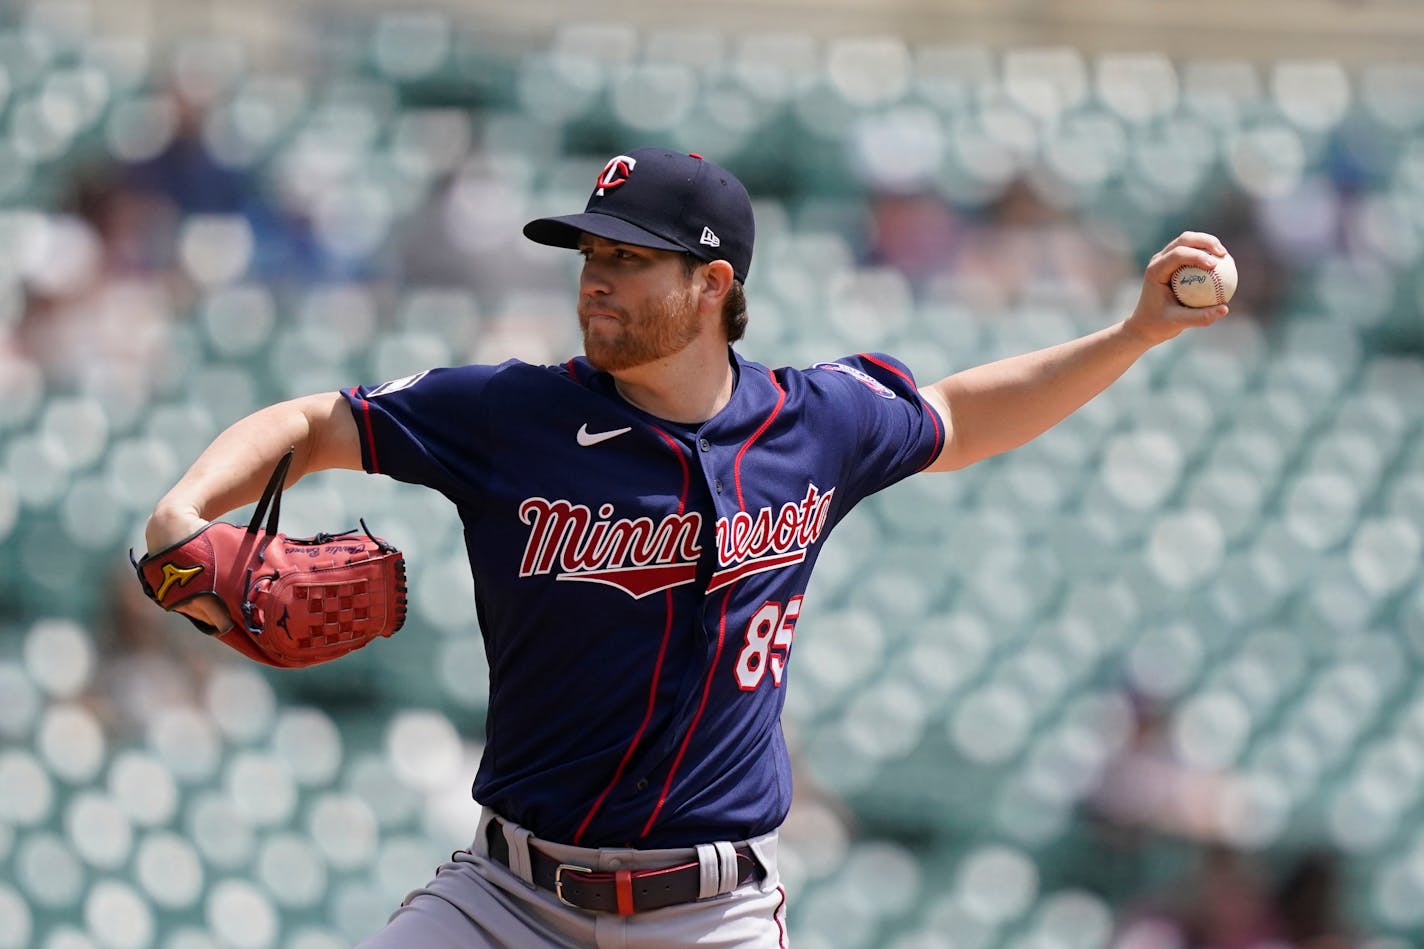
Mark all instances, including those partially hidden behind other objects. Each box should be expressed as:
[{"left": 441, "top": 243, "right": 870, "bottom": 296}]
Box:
[{"left": 734, "top": 596, "right": 802, "bottom": 691}]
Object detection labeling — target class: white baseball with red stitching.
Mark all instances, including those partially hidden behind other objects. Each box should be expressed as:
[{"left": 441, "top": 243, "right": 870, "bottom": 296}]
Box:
[{"left": 1171, "top": 252, "right": 1238, "bottom": 308}]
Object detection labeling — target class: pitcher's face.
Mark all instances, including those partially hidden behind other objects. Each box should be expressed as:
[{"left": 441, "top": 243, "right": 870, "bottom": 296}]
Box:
[{"left": 576, "top": 237, "right": 704, "bottom": 373}]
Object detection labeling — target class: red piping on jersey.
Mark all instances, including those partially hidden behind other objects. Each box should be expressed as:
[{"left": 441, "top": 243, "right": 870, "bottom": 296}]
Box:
[
  {"left": 859, "top": 353, "right": 944, "bottom": 470},
  {"left": 348, "top": 387, "right": 381, "bottom": 474},
  {"left": 734, "top": 369, "right": 786, "bottom": 508},
  {"left": 641, "top": 584, "right": 733, "bottom": 839},
  {"left": 774, "top": 884, "right": 789, "bottom": 947},
  {"left": 637, "top": 373, "right": 783, "bottom": 837},
  {"left": 572, "top": 426, "right": 688, "bottom": 845},
  {"left": 565, "top": 357, "right": 580, "bottom": 382}
]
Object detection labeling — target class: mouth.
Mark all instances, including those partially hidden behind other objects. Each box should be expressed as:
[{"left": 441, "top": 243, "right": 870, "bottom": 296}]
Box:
[{"left": 579, "top": 307, "right": 624, "bottom": 329}]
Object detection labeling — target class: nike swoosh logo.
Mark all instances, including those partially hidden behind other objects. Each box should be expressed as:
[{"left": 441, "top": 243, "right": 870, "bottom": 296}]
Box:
[{"left": 577, "top": 423, "right": 632, "bottom": 447}]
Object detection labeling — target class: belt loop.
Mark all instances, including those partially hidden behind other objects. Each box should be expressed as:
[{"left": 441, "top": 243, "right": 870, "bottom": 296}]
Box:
[
  {"left": 695, "top": 843, "right": 720, "bottom": 899},
  {"left": 713, "top": 841, "right": 739, "bottom": 896},
  {"left": 502, "top": 820, "right": 536, "bottom": 887},
  {"left": 614, "top": 869, "right": 634, "bottom": 916}
]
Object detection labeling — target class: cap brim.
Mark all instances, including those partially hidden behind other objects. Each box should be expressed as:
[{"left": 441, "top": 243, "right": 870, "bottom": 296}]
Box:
[{"left": 522, "top": 212, "right": 688, "bottom": 254}]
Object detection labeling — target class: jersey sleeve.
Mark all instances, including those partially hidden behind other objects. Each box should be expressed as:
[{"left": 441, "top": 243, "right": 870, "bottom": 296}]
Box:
[
  {"left": 342, "top": 362, "right": 507, "bottom": 501},
  {"left": 803, "top": 352, "right": 945, "bottom": 500}
]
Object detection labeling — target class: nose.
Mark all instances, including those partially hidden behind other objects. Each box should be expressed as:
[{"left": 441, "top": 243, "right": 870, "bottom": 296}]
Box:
[{"left": 579, "top": 258, "right": 612, "bottom": 297}]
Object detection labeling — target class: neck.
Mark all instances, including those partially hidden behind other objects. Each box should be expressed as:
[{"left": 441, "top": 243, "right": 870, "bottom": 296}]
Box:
[{"left": 611, "top": 340, "right": 735, "bottom": 424}]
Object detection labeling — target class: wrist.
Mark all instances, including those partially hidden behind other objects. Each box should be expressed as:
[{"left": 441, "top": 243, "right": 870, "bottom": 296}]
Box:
[
  {"left": 145, "top": 500, "right": 207, "bottom": 553},
  {"left": 1117, "top": 314, "right": 1167, "bottom": 351}
]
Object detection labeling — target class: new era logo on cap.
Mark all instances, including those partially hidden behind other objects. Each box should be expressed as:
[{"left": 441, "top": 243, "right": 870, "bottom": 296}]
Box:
[{"left": 522, "top": 147, "right": 755, "bottom": 282}]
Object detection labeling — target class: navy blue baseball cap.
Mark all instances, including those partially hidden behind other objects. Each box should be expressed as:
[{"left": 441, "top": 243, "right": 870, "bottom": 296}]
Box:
[{"left": 524, "top": 148, "right": 754, "bottom": 282}]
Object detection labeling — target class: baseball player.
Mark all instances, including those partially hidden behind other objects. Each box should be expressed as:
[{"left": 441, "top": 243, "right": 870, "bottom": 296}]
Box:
[{"left": 142, "top": 147, "right": 1231, "bottom": 947}]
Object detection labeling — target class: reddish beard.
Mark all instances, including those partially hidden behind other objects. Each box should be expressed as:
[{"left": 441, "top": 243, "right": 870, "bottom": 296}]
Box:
[{"left": 579, "top": 286, "right": 701, "bottom": 372}]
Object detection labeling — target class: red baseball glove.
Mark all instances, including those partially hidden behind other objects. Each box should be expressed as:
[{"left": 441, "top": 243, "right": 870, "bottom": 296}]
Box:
[{"left": 133, "top": 450, "right": 408, "bottom": 668}]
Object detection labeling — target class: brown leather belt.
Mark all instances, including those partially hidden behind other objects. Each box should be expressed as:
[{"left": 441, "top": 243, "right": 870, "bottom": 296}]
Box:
[{"left": 485, "top": 819, "right": 762, "bottom": 915}]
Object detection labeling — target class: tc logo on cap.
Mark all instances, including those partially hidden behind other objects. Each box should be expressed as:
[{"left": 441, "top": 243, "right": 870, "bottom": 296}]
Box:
[{"left": 595, "top": 155, "right": 637, "bottom": 196}]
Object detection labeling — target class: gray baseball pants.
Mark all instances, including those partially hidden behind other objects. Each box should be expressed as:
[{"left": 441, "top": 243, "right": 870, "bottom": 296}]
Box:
[{"left": 354, "top": 809, "right": 789, "bottom": 948}]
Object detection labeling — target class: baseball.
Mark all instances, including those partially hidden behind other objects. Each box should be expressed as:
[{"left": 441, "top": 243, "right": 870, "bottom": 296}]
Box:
[{"left": 1170, "top": 252, "right": 1237, "bottom": 308}]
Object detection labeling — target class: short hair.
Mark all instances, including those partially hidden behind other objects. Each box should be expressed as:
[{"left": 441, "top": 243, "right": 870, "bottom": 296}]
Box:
[{"left": 682, "top": 254, "right": 748, "bottom": 343}]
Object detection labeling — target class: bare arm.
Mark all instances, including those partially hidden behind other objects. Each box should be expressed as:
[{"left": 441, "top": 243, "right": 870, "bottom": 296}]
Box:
[
  {"left": 919, "top": 232, "right": 1232, "bottom": 473},
  {"left": 143, "top": 391, "right": 363, "bottom": 628},
  {"left": 145, "top": 391, "right": 362, "bottom": 546}
]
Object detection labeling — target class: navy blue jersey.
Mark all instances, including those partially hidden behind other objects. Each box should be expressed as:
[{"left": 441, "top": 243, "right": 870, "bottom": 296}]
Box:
[{"left": 343, "top": 349, "right": 943, "bottom": 848}]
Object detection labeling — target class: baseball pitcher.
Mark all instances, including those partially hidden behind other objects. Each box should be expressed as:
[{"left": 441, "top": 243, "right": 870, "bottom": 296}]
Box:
[{"left": 138, "top": 148, "right": 1230, "bottom": 947}]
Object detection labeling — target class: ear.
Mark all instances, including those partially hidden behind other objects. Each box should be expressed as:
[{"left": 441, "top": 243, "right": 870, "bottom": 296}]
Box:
[{"left": 696, "top": 259, "right": 735, "bottom": 308}]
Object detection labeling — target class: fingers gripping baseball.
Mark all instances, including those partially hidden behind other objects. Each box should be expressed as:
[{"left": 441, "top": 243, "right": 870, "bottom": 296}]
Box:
[
  {"left": 1127, "top": 231, "right": 1234, "bottom": 345},
  {"left": 1161, "top": 231, "right": 1227, "bottom": 257}
]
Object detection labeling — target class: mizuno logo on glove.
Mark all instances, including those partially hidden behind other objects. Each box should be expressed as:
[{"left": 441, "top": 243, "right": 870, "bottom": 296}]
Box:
[{"left": 155, "top": 563, "right": 203, "bottom": 600}]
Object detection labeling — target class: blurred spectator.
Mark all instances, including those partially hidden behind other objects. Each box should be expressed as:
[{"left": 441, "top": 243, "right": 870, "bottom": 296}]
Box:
[
  {"left": 1112, "top": 846, "right": 1284, "bottom": 949},
  {"left": 1090, "top": 696, "right": 1241, "bottom": 844},
  {"left": 72, "top": 167, "right": 182, "bottom": 274},
  {"left": 393, "top": 153, "right": 571, "bottom": 303},
  {"left": 1273, "top": 849, "right": 1358, "bottom": 949},
  {"left": 1180, "top": 846, "right": 1286, "bottom": 949},
  {"left": 1094, "top": 697, "right": 1361, "bottom": 949},
  {"left": 123, "top": 90, "right": 256, "bottom": 217},
  {"left": 1113, "top": 845, "right": 1360, "bottom": 949},
  {"left": 119, "top": 88, "right": 337, "bottom": 285},
  {"left": 1084, "top": 692, "right": 1270, "bottom": 938},
  {"left": 863, "top": 190, "right": 967, "bottom": 290},
  {"left": 15, "top": 167, "right": 183, "bottom": 401},
  {"left": 13, "top": 82, "right": 355, "bottom": 397},
  {"left": 933, "top": 177, "right": 1132, "bottom": 313}
]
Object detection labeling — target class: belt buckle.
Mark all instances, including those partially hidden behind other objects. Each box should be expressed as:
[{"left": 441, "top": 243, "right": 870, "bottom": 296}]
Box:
[{"left": 554, "top": 863, "right": 593, "bottom": 909}]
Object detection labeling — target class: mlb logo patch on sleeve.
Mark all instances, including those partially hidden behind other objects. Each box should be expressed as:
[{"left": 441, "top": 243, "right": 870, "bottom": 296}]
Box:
[
  {"left": 368, "top": 370, "right": 431, "bottom": 397},
  {"left": 811, "top": 362, "right": 896, "bottom": 399}
]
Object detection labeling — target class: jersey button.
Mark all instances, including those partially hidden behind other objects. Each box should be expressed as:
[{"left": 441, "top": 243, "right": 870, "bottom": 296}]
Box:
[
  {"left": 635, "top": 778, "right": 649, "bottom": 792},
  {"left": 698, "top": 437, "right": 711, "bottom": 452},
  {"left": 714, "top": 479, "right": 723, "bottom": 494}
]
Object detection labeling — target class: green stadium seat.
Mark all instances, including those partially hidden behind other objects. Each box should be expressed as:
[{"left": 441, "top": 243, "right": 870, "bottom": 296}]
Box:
[
  {"left": 15, "top": 830, "right": 83, "bottom": 912},
  {"left": 81, "top": 879, "right": 152, "bottom": 948}
]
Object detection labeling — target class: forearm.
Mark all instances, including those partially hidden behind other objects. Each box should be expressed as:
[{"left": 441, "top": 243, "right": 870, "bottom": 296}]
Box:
[
  {"left": 146, "top": 392, "right": 360, "bottom": 547},
  {"left": 924, "top": 320, "right": 1153, "bottom": 471}
]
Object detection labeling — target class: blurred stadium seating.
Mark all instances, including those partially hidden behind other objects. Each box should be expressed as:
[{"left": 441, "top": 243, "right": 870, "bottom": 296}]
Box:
[{"left": 2, "top": 1, "right": 1423, "bottom": 946}]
